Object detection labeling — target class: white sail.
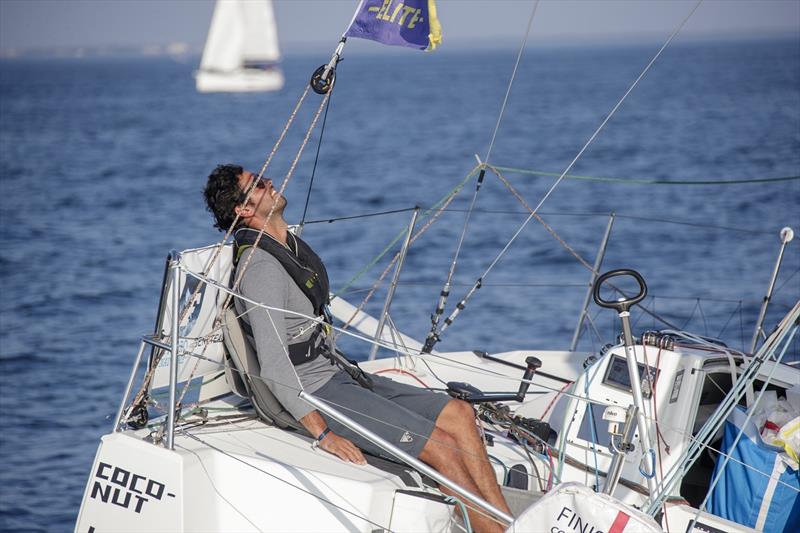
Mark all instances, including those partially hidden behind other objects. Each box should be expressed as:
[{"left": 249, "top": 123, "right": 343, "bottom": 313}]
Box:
[
  {"left": 199, "top": 0, "right": 243, "bottom": 72},
  {"left": 196, "top": 0, "right": 284, "bottom": 92},
  {"left": 241, "top": 0, "right": 280, "bottom": 63}
]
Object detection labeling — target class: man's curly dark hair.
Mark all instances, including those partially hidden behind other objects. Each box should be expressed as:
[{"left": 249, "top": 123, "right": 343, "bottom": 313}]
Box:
[{"left": 204, "top": 164, "right": 245, "bottom": 232}]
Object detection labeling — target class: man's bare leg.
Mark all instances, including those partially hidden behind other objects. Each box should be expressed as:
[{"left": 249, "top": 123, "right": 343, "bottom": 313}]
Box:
[
  {"left": 435, "top": 400, "right": 512, "bottom": 515},
  {"left": 419, "top": 427, "right": 508, "bottom": 533}
]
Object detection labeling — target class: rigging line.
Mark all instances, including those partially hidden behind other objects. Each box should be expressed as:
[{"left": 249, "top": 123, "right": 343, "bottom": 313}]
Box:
[
  {"left": 335, "top": 183, "right": 471, "bottom": 336},
  {"left": 304, "top": 207, "right": 417, "bottom": 224},
  {"left": 698, "top": 299, "right": 709, "bottom": 337},
  {"left": 334, "top": 166, "right": 475, "bottom": 298},
  {"left": 427, "top": 1, "right": 704, "bottom": 346},
  {"left": 396, "top": 281, "right": 585, "bottom": 288},
  {"left": 584, "top": 309, "right": 606, "bottom": 346},
  {"left": 459, "top": 207, "right": 773, "bottom": 236},
  {"left": 180, "top": 432, "right": 395, "bottom": 533},
  {"left": 421, "top": 167, "right": 485, "bottom": 350},
  {"left": 199, "top": 303, "right": 669, "bottom": 424},
  {"left": 336, "top": 203, "right": 446, "bottom": 331},
  {"left": 423, "top": 1, "right": 541, "bottom": 352},
  {"left": 641, "top": 293, "right": 750, "bottom": 304},
  {"left": 385, "top": 313, "right": 412, "bottom": 363},
  {"left": 487, "top": 163, "right": 683, "bottom": 329},
  {"left": 689, "top": 326, "right": 799, "bottom": 527},
  {"left": 775, "top": 266, "right": 800, "bottom": 293},
  {"left": 167, "top": 351, "right": 535, "bottom": 488},
  {"left": 489, "top": 163, "right": 594, "bottom": 274},
  {"left": 739, "top": 303, "right": 746, "bottom": 352},
  {"left": 299, "top": 86, "right": 334, "bottom": 231},
  {"left": 182, "top": 267, "right": 585, "bottom": 401},
  {"left": 493, "top": 165, "right": 800, "bottom": 186},
  {"left": 167, "top": 339, "right": 800, "bottom": 495},
  {"left": 188, "top": 84, "right": 313, "bottom": 323},
  {"left": 681, "top": 300, "right": 700, "bottom": 330},
  {"left": 178, "top": 327, "right": 583, "bottom": 412},
  {"left": 483, "top": 0, "right": 540, "bottom": 165},
  {"left": 714, "top": 300, "right": 742, "bottom": 340},
  {"left": 178, "top": 85, "right": 329, "bottom": 407},
  {"left": 229, "top": 86, "right": 334, "bottom": 301},
  {"left": 650, "top": 317, "right": 800, "bottom": 512},
  {"left": 307, "top": 205, "right": 772, "bottom": 236},
  {"left": 184, "top": 266, "right": 768, "bottom": 410},
  {"left": 128, "top": 86, "right": 313, "bottom": 413},
  {"left": 174, "top": 315, "right": 796, "bottom": 472},
  {"left": 612, "top": 213, "right": 771, "bottom": 235},
  {"left": 486, "top": 171, "right": 688, "bottom": 335}
]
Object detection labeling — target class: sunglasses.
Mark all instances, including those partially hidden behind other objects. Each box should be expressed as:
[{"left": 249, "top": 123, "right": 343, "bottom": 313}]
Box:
[{"left": 252, "top": 177, "right": 271, "bottom": 190}]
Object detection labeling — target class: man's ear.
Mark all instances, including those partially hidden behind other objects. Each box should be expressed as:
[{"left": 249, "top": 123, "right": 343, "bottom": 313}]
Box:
[{"left": 234, "top": 204, "right": 253, "bottom": 218}]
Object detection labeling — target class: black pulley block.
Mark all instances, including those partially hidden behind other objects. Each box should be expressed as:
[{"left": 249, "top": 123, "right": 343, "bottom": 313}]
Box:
[
  {"left": 310, "top": 65, "right": 335, "bottom": 94},
  {"left": 126, "top": 402, "right": 149, "bottom": 429}
]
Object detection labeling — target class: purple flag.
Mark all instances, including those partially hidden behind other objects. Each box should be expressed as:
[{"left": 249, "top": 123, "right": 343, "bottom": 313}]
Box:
[{"left": 345, "top": 0, "right": 442, "bottom": 51}]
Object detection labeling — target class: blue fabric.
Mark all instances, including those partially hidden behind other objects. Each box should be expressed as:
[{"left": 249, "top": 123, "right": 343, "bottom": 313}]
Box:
[
  {"left": 345, "top": 0, "right": 439, "bottom": 50},
  {"left": 708, "top": 406, "right": 800, "bottom": 532}
]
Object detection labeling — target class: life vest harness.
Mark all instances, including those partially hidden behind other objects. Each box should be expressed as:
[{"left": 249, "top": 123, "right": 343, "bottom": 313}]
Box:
[
  {"left": 233, "top": 228, "right": 373, "bottom": 389},
  {"left": 234, "top": 228, "right": 330, "bottom": 315},
  {"left": 234, "top": 227, "right": 330, "bottom": 366}
]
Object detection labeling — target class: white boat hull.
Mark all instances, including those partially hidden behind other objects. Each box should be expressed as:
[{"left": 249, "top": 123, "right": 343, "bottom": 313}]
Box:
[
  {"left": 76, "top": 245, "right": 797, "bottom": 532},
  {"left": 195, "top": 69, "right": 284, "bottom": 93},
  {"left": 75, "top": 421, "right": 463, "bottom": 532}
]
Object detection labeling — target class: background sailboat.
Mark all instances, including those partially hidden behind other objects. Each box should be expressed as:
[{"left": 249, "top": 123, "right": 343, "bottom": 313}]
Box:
[{"left": 195, "top": 0, "right": 284, "bottom": 93}]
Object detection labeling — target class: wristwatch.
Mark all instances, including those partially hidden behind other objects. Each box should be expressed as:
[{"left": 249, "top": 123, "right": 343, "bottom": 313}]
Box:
[{"left": 312, "top": 427, "right": 331, "bottom": 449}]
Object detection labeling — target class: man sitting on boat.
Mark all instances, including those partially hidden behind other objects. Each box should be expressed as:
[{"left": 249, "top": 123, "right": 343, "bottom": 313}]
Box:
[{"left": 204, "top": 164, "right": 511, "bottom": 532}]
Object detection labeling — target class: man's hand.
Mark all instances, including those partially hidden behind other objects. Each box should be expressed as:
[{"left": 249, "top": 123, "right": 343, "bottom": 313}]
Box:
[
  {"left": 319, "top": 433, "right": 367, "bottom": 465},
  {"left": 300, "top": 410, "right": 366, "bottom": 465}
]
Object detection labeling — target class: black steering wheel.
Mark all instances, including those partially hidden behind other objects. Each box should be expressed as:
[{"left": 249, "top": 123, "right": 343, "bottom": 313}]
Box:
[{"left": 592, "top": 269, "right": 648, "bottom": 312}]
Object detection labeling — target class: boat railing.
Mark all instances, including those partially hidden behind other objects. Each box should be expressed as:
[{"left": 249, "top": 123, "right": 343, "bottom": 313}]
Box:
[
  {"left": 110, "top": 248, "right": 515, "bottom": 527},
  {"left": 112, "top": 250, "right": 182, "bottom": 444},
  {"left": 311, "top": 199, "right": 796, "bottom": 358}
]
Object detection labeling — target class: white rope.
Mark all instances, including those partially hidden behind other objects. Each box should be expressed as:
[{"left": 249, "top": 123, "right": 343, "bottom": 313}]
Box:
[
  {"left": 440, "top": 0, "right": 705, "bottom": 335},
  {"left": 483, "top": 0, "right": 540, "bottom": 165},
  {"left": 424, "top": 1, "right": 542, "bottom": 349},
  {"left": 172, "top": 265, "right": 800, "bottom": 498}
]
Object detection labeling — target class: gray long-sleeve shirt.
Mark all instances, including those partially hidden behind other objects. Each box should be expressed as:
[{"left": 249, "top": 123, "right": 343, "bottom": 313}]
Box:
[{"left": 234, "top": 247, "right": 338, "bottom": 420}]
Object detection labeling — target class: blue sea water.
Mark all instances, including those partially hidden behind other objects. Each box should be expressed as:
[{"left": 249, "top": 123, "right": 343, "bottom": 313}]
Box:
[{"left": 1, "top": 40, "right": 799, "bottom": 531}]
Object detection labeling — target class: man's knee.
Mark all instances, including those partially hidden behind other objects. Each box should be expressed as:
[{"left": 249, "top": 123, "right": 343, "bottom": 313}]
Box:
[
  {"left": 419, "top": 427, "right": 461, "bottom": 467},
  {"left": 450, "top": 399, "right": 475, "bottom": 419},
  {"left": 438, "top": 399, "right": 476, "bottom": 430}
]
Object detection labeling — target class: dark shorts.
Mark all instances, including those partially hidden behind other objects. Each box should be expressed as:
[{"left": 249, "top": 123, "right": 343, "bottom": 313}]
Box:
[{"left": 313, "top": 370, "right": 452, "bottom": 459}]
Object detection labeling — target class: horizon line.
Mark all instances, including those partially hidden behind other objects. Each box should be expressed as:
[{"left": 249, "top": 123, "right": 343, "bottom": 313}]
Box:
[{"left": 1, "top": 30, "right": 797, "bottom": 61}]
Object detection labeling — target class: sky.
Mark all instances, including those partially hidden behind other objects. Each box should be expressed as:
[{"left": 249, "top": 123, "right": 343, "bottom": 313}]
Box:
[{"left": 0, "top": 0, "right": 798, "bottom": 56}]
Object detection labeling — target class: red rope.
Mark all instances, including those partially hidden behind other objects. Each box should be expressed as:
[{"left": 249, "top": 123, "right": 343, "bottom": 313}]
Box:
[
  {"left": 541, "top": 380, "right": 574, "bottom": 420},
  {"left": 373, "top": 368, "right": 430, "bottom": 388}
]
